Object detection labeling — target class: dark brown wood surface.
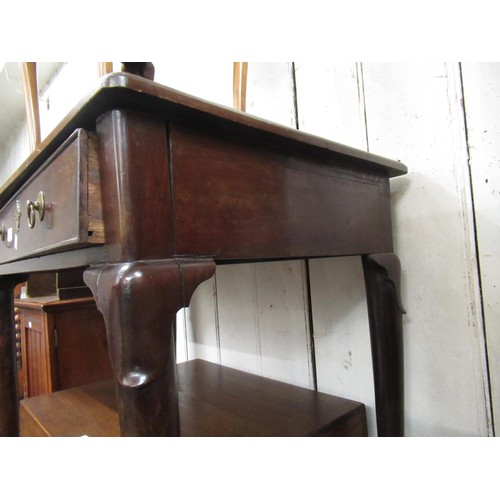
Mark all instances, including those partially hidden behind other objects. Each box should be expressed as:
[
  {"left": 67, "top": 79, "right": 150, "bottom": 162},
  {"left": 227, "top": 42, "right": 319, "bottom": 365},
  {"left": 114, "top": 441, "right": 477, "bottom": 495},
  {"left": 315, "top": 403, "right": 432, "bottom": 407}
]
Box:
[
  {"left": 96, "top": 110, "right": 173, "bottom": 262},
  {"left": 20, "top": 359, "right": 367, "bottom": 437},
  {"left": 178, "top": 359, "right": 367, "bottom": 437},
  {"left": 83, "top": 259, "right": 216, "bottom": 436},
  {"left": 14, "top": 306, "right": 23, "bottom": 398},
  {"left": 171, "top": 121, "right": 393, "bottom": 260},
  {"left": 0, "top": 129, "right": 102, "bottom": 264},
  {"left": 51, "top": 303, "right": 112, "bottom": 390},
  {"left": 20, "top": 306, "right": 53, "bottom": 396},
  {"left": 0, "top": 274, "right": 26, "bottom": 435},
  {"left": 0, "top": 70, "right": 406, "bottom": 438},
  {"left": 16, "top": 296, "right": 113, "bottom": 397},
  {"left": 0, "top": 73, "right": 406, "bottom": 206},
  {"left": 363, "top": 254, "right": 405, "bottom": 436}
]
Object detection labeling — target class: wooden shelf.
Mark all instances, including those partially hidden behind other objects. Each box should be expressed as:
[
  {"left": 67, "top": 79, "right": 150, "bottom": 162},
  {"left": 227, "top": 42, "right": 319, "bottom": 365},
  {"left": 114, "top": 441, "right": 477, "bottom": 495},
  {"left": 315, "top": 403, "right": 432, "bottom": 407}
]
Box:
[{"left": 20, "top": 359, "right": 367, "bottom": 437}]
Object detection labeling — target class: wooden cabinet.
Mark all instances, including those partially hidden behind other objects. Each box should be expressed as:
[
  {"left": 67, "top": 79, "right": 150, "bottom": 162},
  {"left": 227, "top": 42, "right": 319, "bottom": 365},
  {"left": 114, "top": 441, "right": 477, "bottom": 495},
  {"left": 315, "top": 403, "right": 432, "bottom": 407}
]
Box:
[{"left": 15, "top": 296, "right": 112, "bottom": 398}]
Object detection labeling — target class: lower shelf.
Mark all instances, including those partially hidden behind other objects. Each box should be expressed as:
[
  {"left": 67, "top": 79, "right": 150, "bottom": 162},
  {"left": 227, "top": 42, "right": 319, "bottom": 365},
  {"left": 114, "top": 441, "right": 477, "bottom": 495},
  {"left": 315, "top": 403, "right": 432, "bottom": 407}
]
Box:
[{"left": 20, "top": 359, "right": 367, "bottom": 437}]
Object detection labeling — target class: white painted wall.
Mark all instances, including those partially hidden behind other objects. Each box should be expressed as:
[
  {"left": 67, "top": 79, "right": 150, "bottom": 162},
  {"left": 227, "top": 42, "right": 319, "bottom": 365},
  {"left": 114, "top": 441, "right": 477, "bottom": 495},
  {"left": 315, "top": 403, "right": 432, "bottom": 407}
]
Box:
[
  {"left": 461, "top": 63, "right": 500, "bottom": 430},
  {"left": 0, "top": 62, "right": 497, "bottom": 436},
  {"left": 361, "top": 63, "right": 491, "bottom": 436}
]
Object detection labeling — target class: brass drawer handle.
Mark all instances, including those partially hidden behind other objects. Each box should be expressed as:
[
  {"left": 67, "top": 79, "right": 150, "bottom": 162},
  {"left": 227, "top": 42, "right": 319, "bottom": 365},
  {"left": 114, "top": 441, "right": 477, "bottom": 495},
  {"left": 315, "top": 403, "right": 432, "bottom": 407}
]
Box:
[{"left": 26, "top": 191, "right": 45, "bottom": 229}]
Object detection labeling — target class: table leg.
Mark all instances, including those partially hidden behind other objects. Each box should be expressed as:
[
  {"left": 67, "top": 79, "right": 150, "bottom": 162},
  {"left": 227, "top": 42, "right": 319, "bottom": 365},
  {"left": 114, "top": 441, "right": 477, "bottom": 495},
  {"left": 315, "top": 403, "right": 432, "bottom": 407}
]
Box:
[
  {"left": 362, "top": 253, "right": 406, "bottom": 437},
  {"left": 0, "top": 275, "right": 27, "bottom": 436},
  {"left": 83, "top": 258, "right": 215, "bottom": 436}
]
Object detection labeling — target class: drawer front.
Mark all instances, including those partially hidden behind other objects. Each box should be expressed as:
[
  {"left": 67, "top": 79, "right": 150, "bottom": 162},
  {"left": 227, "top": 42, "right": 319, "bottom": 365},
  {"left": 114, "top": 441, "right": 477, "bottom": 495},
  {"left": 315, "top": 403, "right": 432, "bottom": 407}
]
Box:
[{"left": 0, "top": 129, "right": 104, "bottom": 264}]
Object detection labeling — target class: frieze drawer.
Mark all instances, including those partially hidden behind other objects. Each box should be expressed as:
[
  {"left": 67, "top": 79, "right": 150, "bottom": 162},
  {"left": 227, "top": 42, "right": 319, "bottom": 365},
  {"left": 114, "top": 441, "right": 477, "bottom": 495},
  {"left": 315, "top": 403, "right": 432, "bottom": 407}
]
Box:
[{"left": 0, "top": 129, "right": 104, "bottom": 264}]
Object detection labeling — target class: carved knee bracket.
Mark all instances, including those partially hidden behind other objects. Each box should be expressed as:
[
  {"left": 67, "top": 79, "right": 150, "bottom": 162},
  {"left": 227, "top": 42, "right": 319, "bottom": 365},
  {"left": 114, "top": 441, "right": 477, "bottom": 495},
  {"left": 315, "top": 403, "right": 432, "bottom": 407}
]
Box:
[{"left": 84, "top": 259, "right": 215, "bottom": 388}]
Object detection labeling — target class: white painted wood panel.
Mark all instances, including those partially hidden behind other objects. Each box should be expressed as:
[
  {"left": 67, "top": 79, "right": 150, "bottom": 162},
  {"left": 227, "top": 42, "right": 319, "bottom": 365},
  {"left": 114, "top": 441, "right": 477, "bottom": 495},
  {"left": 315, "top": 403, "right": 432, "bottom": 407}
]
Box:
[
  {"left": 1, "top": 62, "right": 98, "bottom": 187},
  {"left": 154, "top": 61, "right": 233, "bottom": 108},
  {"left": 0, "top": 122, "right": 30, "bottom": 187},
  {"left": 294, "top": 63, "right": 377, "bottom": 435},
  {"left": 216, "top": 261, "right": 314, "bottom": 388},
  {"left": 38, "top": 62, "right": 102, "bottom": 141},
  {"left": 245, "top": 62, "right": 297, "bottom": 128},
  {"left": 295, "top": 63, "right": 368, "bottom": 148},
  {"left": 308, "top": 256, "right": 377, "bottom": 435},
  {"left": 184, "top": 277, "right": 220, "bottom": 363},
  {"left": 361, "top": 62, "right": 491, "bottom": 436},
  {"left": 461, "top": 62, "right": 500, "bottom": 429}
]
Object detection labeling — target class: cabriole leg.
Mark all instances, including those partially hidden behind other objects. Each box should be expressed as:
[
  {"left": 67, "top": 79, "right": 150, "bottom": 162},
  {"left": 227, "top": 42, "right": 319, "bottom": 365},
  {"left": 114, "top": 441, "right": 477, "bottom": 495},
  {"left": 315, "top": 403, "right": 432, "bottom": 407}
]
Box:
[
  {"left": 84, "top": 259, "right": 215, "bottom": 437},
  {"left": 362, "top": 253, "right": 406, "bottom": 437}
]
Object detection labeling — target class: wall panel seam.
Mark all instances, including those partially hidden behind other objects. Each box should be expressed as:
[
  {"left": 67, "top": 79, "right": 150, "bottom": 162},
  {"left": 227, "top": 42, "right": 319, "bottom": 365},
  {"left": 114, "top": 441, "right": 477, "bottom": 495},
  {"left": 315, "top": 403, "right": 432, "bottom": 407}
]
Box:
[
  {"left": 457, "top": 62, "right": 495, "bottom": 436},
  {"left": 356, "top": 62, "right": 370, "bottom": 152},
  {"left": 291, "top": 62, "right": 318, "bottom": 391}
]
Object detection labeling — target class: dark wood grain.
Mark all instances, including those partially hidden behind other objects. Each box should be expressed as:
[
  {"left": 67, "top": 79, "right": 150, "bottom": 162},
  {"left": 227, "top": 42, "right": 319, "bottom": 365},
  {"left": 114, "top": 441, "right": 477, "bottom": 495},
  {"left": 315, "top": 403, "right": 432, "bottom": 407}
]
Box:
[
  {"left": 16, "top": 297, "right": 113, "bottom": 397},
  {"left": 20, "top": 359, "right": 367, "bottom": 437},
  {"left": 0, "top": 274, "right": 27, "bottom": 436},
  {"left": 0, "top": 69, "right": 406, "bottom": 438},
  {"left": 177, "top": 359, "right": 367, "bottom": 437},
  {"left": 0, "top": 73, "right": 406, "bottom": 206},
  {"left": 0, "top": 129, "right": 102, "bottom": 264},
  {"left": 51, "top": 302, "right": 112, "bottom": 390},
  {"left": 363, "top": 253, "right": 406, "bottom": 436},
  {"left": 83, "top": 259, "right": 215, "bottom": 436},
  {"left": 14, "top": 306, "right": 23, "bottom": 399},
  {"left": 96, "top": 109, "right": 173, "bottom": 262},
  {"left": 87, "top": 132, "right": 104, "bottom": 243},
  {"left": 171, "top": 121, "right": 394, "bottom": 260},
  {"left": 121, "top": 62, "right": 155, "bottom": 80},
  {"left": 20, "top": 307, "right": 52, "bottom": 396}
]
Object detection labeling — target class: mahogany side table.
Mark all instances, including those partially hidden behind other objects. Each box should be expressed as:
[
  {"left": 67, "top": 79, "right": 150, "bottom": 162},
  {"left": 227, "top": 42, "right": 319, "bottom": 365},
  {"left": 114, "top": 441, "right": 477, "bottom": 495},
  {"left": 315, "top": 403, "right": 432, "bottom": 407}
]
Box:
[{"left": 0, "top": 72, "right": 407, "bottom": 437}]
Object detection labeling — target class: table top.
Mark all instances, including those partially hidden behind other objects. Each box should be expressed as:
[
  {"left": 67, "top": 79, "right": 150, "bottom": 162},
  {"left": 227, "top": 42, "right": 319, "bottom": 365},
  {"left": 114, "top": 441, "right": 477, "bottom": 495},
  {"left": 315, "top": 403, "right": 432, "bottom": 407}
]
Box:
[
  {"left": 0, "top": 72, "right": 407, "bottom": 206},
  {"left": 0, "top": 72, "right": 407, "bottom": 276}
]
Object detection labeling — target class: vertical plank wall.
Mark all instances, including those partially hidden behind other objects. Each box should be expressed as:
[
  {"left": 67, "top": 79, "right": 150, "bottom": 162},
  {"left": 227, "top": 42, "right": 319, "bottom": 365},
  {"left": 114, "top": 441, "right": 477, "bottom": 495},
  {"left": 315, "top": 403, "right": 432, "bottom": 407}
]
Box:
[
  {"left": 0, "top": 62, "right": 496, "bottom": 436},
  {"left": 174, "top": 62, "right": 495, "bottom": 436},
  {"left": 461, "top": 63, "right": 500, "bottom": 430},
  {"left": 360, "top": 63, "right": 491, "bottom": 436}
]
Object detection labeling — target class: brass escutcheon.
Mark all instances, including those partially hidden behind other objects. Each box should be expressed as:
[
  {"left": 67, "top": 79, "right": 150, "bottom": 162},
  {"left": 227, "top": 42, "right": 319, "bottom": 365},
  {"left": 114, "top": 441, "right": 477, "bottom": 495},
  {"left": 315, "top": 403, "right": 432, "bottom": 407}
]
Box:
[{"left": 26, "top": 191, "right": 45, "bottom": 229}]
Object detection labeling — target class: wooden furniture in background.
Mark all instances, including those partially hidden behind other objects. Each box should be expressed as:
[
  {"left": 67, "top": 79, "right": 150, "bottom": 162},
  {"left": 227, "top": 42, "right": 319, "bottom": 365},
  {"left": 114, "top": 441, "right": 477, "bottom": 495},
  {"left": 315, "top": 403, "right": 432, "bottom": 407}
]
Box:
[
  {"left": 98, "top": 62, "right": 113, "bottom": 78},
  {"left": 20, "top": 359, "right": 367, "bottom": 437},
  {"left": 233, "top": 62, "right": 248, "bottom": 111},
  {"left": 19, "top": 62, "right": 41, "bottom": 152},
  {"left": 25, "top": 270, "right": 93, "bottom": 300},
  {"left": 121, "top": 62, "right": 155, "bottom": 80},
  {"left": 0, "top": 68, "right": 406, "bottom": 437},
  {"left": 15, "top": 296, "right": 112, "bottom": 398}
]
